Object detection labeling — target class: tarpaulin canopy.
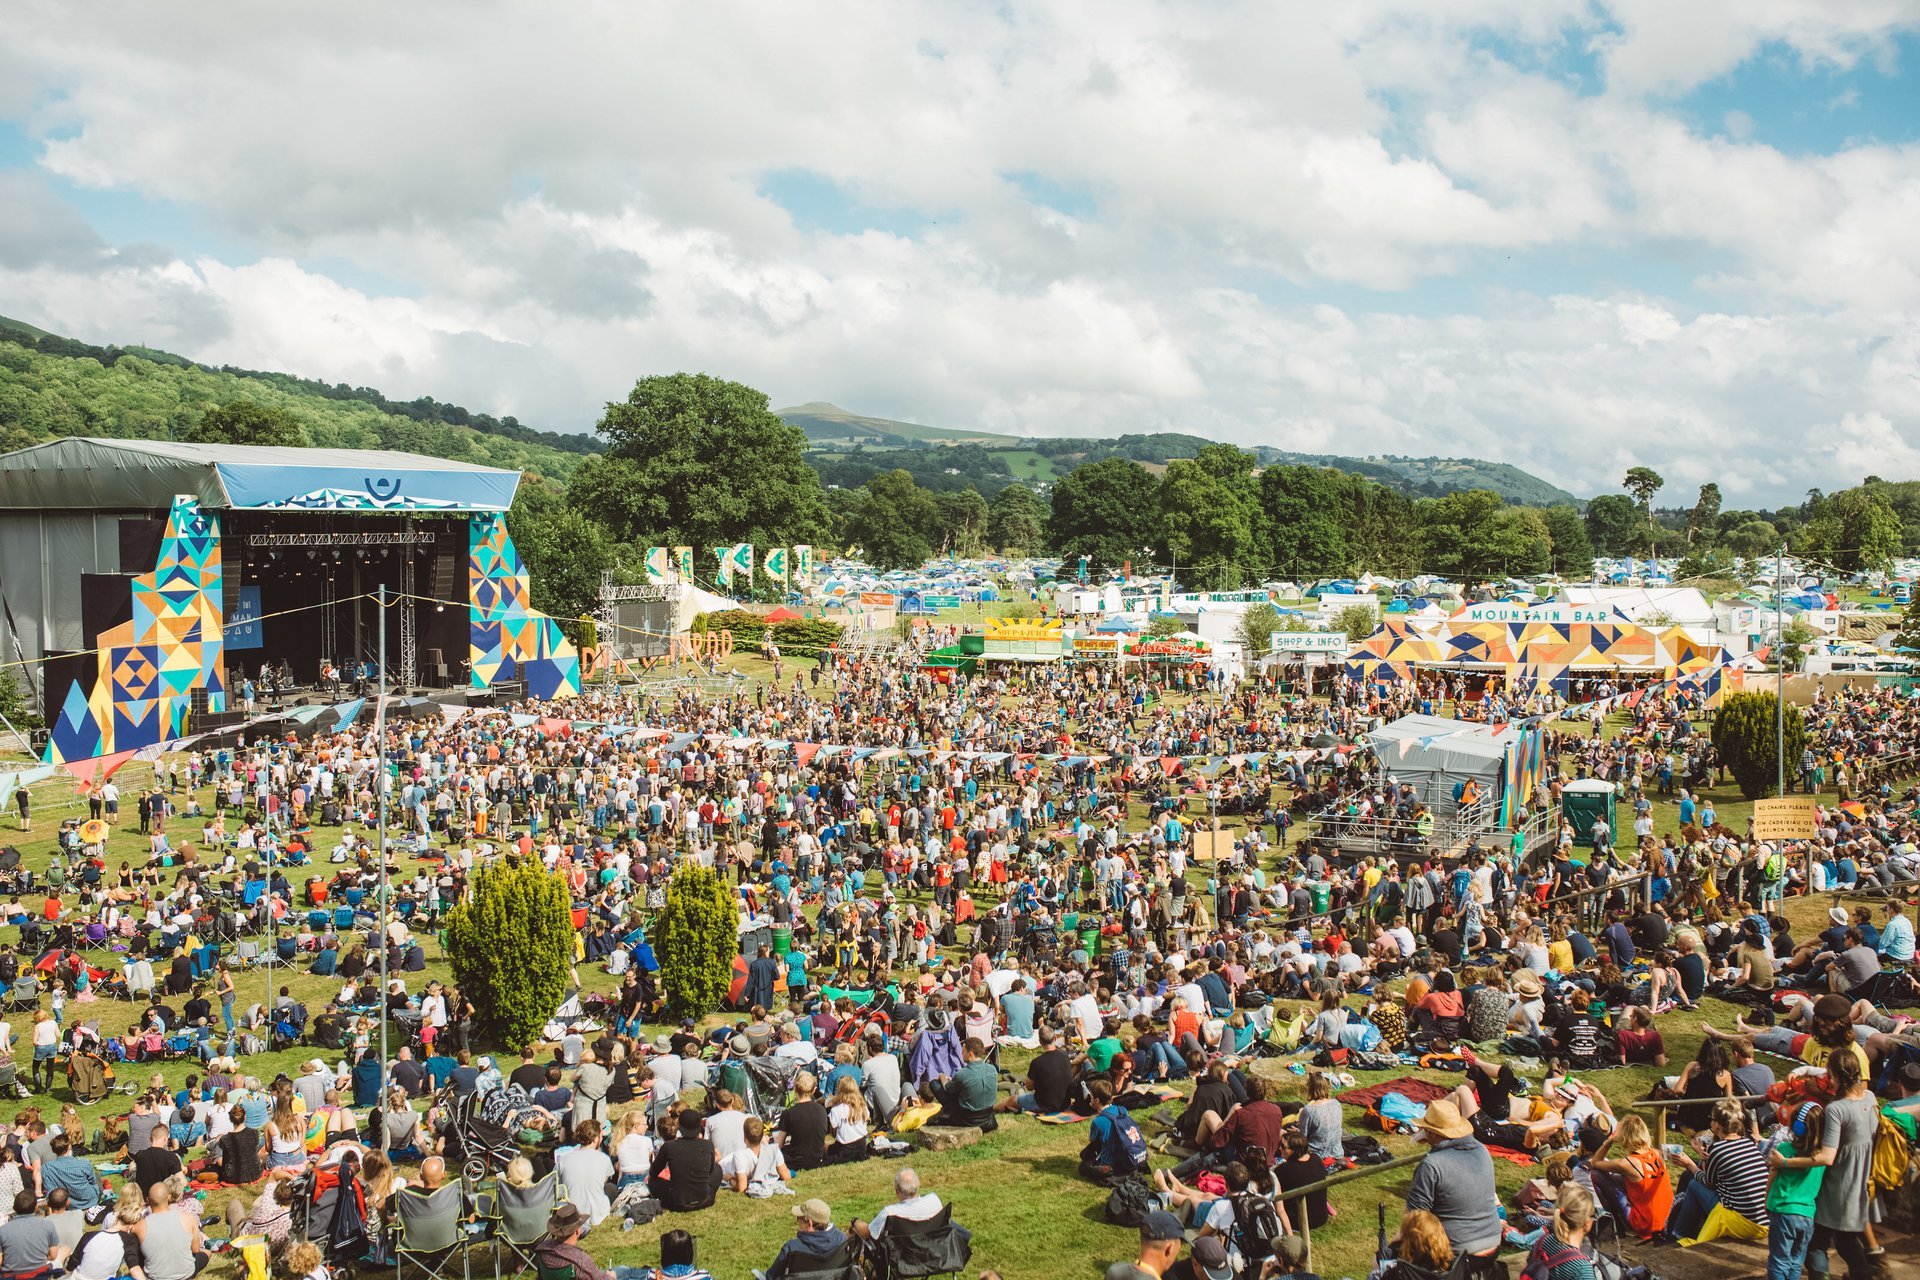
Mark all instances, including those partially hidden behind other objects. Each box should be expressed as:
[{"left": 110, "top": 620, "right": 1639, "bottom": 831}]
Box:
[
  {"left": 0, "top": 438, "right": 520, "bottom": 512},
  {"left": 1367, "top": 713, "right": 1511, "bottom": 812}
]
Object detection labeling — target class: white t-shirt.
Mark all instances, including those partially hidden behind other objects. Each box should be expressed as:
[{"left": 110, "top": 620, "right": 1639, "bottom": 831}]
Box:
[
  {"left": 615, "top": 1132, "right": 653, "bottom": 1176},
  {"left": 1068, "top": 993, "right": 1102, "bottom": 1040},
  {"left": 705, "top": 1109, "right": 749, "bottom": 1164},
  {"left": 870, "top": 1193, "right": 944, "bottom": 1238},
  {"left": 828, "top": 1103, "right": 869, "bottom": 1145},
  {"left": 553, "top": 1145, "right": 615, "bottom": 1227},
  {"left": 719, "top": 1142, "right": 786, "bottom": 1196}
]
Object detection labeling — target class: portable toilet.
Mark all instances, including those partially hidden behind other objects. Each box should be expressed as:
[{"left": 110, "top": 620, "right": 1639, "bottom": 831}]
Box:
[{"left": 1560, "top": 779, "right": 1617, "bottom": 860}]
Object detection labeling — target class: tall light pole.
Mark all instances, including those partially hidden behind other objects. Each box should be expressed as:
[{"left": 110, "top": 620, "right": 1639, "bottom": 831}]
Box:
[
  {"left": 1775, "top": 545, "right": 1785, "bottom": 797},
  {"left": 376, "top": 585, "right": 389, "bottom": 1090}
]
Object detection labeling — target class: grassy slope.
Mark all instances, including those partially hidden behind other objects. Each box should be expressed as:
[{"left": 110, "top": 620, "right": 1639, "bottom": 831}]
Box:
[
  {"left": 0, "top": 686, "right": 1870, "bottom": 1280},
  {"left": 0, "top": 338, "right": 586, "bottom": 484}
]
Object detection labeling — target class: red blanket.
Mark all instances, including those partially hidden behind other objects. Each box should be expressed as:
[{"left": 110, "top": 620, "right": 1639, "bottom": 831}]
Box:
[{"left": 1335, "top": 1076, "right": 1453, "bottom": 1108}]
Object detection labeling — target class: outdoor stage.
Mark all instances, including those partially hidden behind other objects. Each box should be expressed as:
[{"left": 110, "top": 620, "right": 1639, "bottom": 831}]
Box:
[{"left": 0, "top": 438, "right": 580, "bottom": 766}]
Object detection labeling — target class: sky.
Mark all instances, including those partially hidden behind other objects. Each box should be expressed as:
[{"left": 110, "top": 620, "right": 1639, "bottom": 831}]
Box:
[{"left": 2, "top": 1, "right": 1918, "bottom": 505}]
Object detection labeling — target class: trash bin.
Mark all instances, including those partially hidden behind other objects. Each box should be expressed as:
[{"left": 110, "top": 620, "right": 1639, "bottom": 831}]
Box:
[
  {"left": 1079, "top": 926, "right": 1100, "bottom": 958},
  {"left": 773, "top": 924, "right": 793, "bottom": 957},
  {"left": 1310, "top": 881, "right": 1331, "bottom": 915}
]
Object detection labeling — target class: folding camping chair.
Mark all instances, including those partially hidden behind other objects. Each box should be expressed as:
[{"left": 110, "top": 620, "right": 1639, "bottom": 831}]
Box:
[
  {"left": 485, "top": 1171, "right": 564, "bottom": 1276},
  {"left": 868, "top": 1203, "right": 971, "bottom": 1280},
  {"left": 394, "top": 1182, "right": 470, "bottom": 1280}
]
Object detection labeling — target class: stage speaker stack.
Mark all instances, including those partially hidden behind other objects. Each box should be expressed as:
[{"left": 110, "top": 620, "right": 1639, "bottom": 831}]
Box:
[{"left": 431, "top": 554, "right": 457, "bottom": 607}]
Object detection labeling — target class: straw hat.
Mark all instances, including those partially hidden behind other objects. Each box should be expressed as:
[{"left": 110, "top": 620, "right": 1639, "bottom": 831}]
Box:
[
  {"left": 1511, "top": 970, "right": 1544, "bottom": 998},
  {"left": 1419, "top": 1098, "right": 1473, "bottom": 1140}
]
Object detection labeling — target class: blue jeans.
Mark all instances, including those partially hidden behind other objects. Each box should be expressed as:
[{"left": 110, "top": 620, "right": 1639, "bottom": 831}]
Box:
[
  {"left": 1666, "top": 1178, "right": 1718, "bottom": 1240},
  {"left": 1768, "top": 1213, "right": 1814, "bottom": 1280}
]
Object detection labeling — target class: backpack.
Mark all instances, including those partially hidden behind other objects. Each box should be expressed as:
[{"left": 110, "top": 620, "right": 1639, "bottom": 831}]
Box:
[
  {"left": 1869, "top": 1109, "right": 1915, "bottom": 1196},
  {"left": 1096, "top": 1106, "right": 1150, "bottom": 1174},
  {"left": 1522, "top": 1231, "right": 1589, "bottom": 1280},
  {"left": 1105, "top": 1178, "right": 1156, "bottom": 1227},
  {"left": 1231, "top": 1192, "right": 1284, "bottom": 1263}
]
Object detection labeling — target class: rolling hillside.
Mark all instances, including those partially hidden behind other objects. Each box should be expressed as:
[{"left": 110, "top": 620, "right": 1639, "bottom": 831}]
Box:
[
  {"left": 779, "top": 404, "right": 1584, "bottom": 506},
  {"left": 0, "top": 318, "right": 590, "bottom": 482}
]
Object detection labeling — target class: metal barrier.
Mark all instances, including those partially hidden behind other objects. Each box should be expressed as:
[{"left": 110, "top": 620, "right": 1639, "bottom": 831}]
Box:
[
  {"left": 1528, "top": 870, "right": 1653, "bottom": 934},
  {"left": 1630, "top": 1092, "right": 1771, "bottom": 1149},
  {"left": 1280, "top": 1150, "right": 1426, "bottom": 1267}
]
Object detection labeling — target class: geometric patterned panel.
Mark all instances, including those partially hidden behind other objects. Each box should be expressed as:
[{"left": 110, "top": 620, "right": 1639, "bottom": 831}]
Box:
[
  {"left": 467, "top": 512, "right": 581, "bottom": 700},
  {"left": 47, "top": 496, "right": 225, "bottom": 764}
]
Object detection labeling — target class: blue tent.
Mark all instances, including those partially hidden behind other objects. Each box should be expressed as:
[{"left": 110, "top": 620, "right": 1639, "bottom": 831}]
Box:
[{"left": 1096, "top": 615, "right": 1141, "bottom": 632}]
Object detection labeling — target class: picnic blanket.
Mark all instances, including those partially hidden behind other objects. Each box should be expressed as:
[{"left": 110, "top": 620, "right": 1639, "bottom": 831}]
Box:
[
  {"left": 1035, "top": 1111, "right": 1091, "bottom": 1125},
  {"left": 1336, "top": 1076, "right": 1453, "bottom": 1108},
  {"left": 1484, "top": 1142, "right": 1537, "bottom": 1167}
]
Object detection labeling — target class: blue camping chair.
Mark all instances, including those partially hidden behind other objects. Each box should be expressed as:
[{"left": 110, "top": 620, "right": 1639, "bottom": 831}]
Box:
[{"left": 334, "top": 906, "right": 355, "bottom": 929}]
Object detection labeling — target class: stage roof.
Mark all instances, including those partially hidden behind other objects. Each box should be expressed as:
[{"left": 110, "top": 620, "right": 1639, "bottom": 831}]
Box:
[{"left": 0, "top": 437, "right": 520, "bottom": 513}]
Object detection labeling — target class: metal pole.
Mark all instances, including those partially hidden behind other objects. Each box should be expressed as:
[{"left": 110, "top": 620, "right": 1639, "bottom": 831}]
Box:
[
  {"left": 377, "top": 585, "right": 389, "bottom": 1095},
  {"left": 1776, "top": 544, "right": 1785, "bottom": 797}
]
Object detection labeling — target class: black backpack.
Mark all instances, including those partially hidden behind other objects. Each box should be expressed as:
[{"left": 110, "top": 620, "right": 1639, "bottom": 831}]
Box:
[
  {"left": 1105, "top": 1178, "right": 1156, "bottom": 1227},
  {"left": 1232, "top": 1193, "right": 1284, "bottom": 1263}
]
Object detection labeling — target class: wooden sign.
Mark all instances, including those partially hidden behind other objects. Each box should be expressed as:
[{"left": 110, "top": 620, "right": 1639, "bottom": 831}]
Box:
[{"left": 1753, "top": 796, "right": 1818, "bottom": 840}]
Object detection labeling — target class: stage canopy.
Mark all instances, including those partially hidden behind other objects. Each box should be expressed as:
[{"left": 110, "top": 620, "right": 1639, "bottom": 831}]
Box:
[{"left": 0, "top": 438, "right": 520, "bottom": 512}]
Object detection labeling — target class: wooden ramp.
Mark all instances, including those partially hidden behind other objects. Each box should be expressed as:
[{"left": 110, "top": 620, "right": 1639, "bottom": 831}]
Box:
[{"left": 1624, "top": 1224, "right": 1920, "bottom": 1280}]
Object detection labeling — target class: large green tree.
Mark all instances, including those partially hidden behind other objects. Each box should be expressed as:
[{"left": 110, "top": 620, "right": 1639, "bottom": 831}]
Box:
[
  {"left": 657, "top": 861, "right": 739, "bottom": 1019},
  {"left": 934, "top": 487, "right": 989, "bottom": 558},
  {"left": 1802, "top": 486, "right": 1902, "bottom": 572},
  {"left": 987, "top": 484, "right": 1045, "bottom": 554},
  {"left": 1541, "top": 505, "right": 1594, "bottom": 576},
  {"left": 1711, "top": 691, "right": 1808, "bottom": 800},
  {"left": 1157, "top": 447, "right": 1257, "bottom": 589},
  {"left": 505, "top": 476, "right": 615, "bottom": 633},
  {"left": 1046, "top": 457, "right": 1160, "bottom": 573},
  {"left": 1686, "top": 483, "right": 1722, "bottom": 550},
  {"left": 1417, "top": 490, "right": 1548, "bottom": 579},
  {"left": 443, "top": 862, "right": 574, "bottom": 1049},
  {"left": 188, "top": 399, "right": 308, "bottom": 447},
  {"left": 570, "top": 373, "right": 827, "bottom": 549},
  {"left": 1257, "top": 465, "right": 1349, "bottom": 579},
  {"left": 1622, "top": 466, "right": 1665, "bottom": 555},
  {"left": 1584, "top": 494, "right": 1643, "bottom": 558},
  {"left": 846, "top": 469, "right": 938, "bottom": 569}
]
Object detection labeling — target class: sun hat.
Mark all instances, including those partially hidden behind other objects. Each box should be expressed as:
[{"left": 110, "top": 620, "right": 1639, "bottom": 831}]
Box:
[
  {"left": 1512, "top": 971, "right": 1544, "bottom": 998},
  {"left": 1419, "top": 1098, "right": 1473, "bottom": 1140},
  {"left": 1830, "top": 906, "right": 1851, "bottom": 926},
  {"left": 547, "top": 1204, "right": 585, "bottom": 1237}
]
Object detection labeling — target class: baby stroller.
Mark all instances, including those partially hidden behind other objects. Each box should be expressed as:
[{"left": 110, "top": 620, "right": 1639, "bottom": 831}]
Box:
[
  {"left": 271, "top": 1001, "right": 310, "bottom": 1051},
  {"left": 437, "top": 1090, "right": 519, "bottom": 1174},
  {"left": 736, "top": 1054, "right": 799, "bottom": 1125},
  {"left": 67, "top": 1049, "right": 116, "bottom": 1103}
]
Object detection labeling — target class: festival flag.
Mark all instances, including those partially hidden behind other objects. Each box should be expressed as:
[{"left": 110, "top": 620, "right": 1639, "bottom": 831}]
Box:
[
  {"left": 793, "top": 545, "right": 813, "bottom": 586},
  {"left": 764, "top": 547, "right": 789, "bottom": 583},
  {"left": 713, "top": 547, "right": 734, "bottom": 589},
  {"left": 643, "top": 546, "right": 670, "bottom": 585},
  {"left": 674, "top": 546, "right": 693, "bottom": 584},
  {"left": 1077, "top": 555, "right": 1090, "bottom": 582},
  {"left": 731, "top": 543, "right": 754, "bottom": 585}
]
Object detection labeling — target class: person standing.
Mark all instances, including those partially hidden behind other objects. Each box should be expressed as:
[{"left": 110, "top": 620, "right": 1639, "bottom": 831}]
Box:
[{"left": 1770, "top": 1047, "right": 1878, "bottom": 1280}]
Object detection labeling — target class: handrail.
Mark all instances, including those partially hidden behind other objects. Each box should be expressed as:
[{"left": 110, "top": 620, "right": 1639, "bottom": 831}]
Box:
[
  {"left": 1279, "top": 1150, "right": 1426, "bottom": 1266},
  {"left": 1630, "top": 1092, "right": 1772, "bottom": 1147}
]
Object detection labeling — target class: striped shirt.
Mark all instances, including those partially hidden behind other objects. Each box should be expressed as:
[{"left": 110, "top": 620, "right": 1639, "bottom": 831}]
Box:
[{"left": 1702, "top": 1135, "right": 1771, "bottom": 1223}]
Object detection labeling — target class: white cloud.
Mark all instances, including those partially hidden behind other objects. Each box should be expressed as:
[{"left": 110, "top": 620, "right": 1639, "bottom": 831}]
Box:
[{"left": 0, "top": 0, "right": 1916, "bottom": 503}]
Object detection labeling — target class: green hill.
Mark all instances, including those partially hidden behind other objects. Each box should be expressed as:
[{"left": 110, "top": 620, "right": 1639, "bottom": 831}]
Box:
[
  {"left": 777, "top": 402, "right": 1021, "bottom": 447},
  {"left": 782, "top": 402, "right": 1583, "bottom": 506},
  {"left": 0, "top": 318, "right": 593, "bottom": 482}
]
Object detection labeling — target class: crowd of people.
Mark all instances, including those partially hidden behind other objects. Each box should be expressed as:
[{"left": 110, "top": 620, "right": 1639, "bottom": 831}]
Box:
[{"left": 0, "top": 649, "right": 1916, "bottom": 1280}]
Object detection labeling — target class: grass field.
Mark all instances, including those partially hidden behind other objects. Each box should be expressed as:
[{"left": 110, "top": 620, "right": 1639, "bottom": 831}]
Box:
[
  {"left": 990, "top": 449, "right": 1059, "bottom": 483},
  {"left": 0, "top": 692, "right": 1885, "bottom": 1280}
]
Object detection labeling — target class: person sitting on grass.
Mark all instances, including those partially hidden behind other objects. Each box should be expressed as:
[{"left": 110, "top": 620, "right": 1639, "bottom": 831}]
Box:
[
  {"left": 1079, "top": 1078, "right": 1150, "bottom": 1185},
  {"left": 923, "top": 1037, "right": 998, "bottom": 1131}
]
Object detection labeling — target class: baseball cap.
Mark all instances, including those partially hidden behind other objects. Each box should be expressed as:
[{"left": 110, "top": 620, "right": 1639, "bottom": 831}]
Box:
[
  {"left": 1140, "top": 1209, "right": 1185, "bottom": 1243},
  {"left": 1191, "top": 1235, "right": 1232, "bottom": 1280},
  {"left": 792, "top": 1198, "right": 832, "bottom": 1226}
]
